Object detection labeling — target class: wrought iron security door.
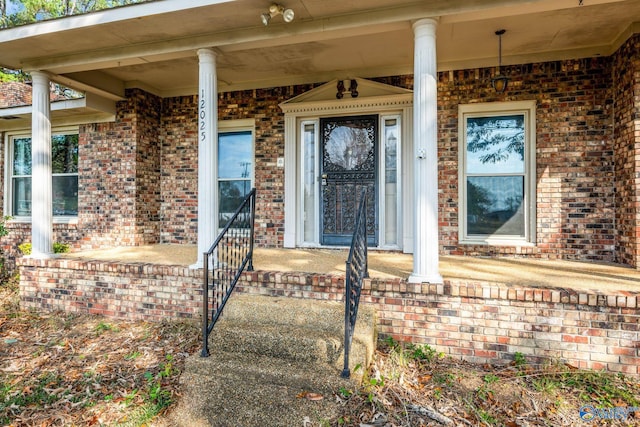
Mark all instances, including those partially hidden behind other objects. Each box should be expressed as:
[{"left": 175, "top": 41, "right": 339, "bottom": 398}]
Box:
[{"left": 320, "top": 115, "right": 378, "bottom": 246}]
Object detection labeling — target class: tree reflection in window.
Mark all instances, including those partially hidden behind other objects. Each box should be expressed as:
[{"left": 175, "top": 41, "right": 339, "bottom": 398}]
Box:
[
  {"left": 218, "top": 131, "right": 252, "bottom": 228},
  {"left": 465, "top": 115, "right": 525, "bottom": 237},
  {"left": 11, "top": 134, "right": 78, "bottom": 216}
]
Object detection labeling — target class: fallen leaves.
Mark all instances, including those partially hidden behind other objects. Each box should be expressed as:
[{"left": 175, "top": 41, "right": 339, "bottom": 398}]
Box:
[
  {"left": 331, "top": 341, "right": 640, "bottom": 426},
  {"left": 0, "top": 281, "right": 200, "bottom": 426},
  {"left": 296, "top": 391, "right": 324, "bottom": 401}
]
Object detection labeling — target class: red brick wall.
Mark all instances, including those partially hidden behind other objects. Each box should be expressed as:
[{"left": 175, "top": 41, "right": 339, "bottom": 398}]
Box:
[
  {"left": 18, "top": 257, "right": 640, "bottom": 375},
  {"left": 160, "top": 85, "right": 318, "bottom": 248},
  {"left": 159, "top": 95, "right": 198, "bottom": 244},
  {"left": 76, "top": 88, "right": 161, "bottom": 249},
  {"left": 612, "top": 34, "right": 640, "bottom": 268},
  {"left": 133, "top": 89, "right": 162, "bottom": 243},
  {"left": 437, "top": 59, "right": 615, "bottom": 261}
]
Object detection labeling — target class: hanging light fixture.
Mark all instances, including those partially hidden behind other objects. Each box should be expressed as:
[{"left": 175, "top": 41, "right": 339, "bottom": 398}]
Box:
[
  {"left": 261, "top": 3, "right": 294, "bottom": 26},
  {"left": 491, "top": 29, "right": 509, "bottom": 93}
]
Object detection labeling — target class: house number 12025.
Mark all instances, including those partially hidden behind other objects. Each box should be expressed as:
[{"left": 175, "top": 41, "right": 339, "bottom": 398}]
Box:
[{"left": 200, "top": 90, "right": 206, "bottom": 141}]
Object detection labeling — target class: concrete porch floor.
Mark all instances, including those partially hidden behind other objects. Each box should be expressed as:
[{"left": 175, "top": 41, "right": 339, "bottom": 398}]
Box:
[{"left": 60, "top": 245, "right": 640, "bottom": 293}]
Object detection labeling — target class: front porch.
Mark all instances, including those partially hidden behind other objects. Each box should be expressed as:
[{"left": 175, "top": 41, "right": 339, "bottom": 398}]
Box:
[
  {"left": 17, "top": 246, "right": 640, "bottom": 374},
  {"left": 58, "top": 245, "right": 640, "bottom": 293}
]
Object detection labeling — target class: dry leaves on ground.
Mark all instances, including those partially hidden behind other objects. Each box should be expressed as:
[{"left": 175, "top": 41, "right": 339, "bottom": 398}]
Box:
[
  {"left": 331, "top": 340, "right": 640, "bottom": 426},
  {"left": 2, "top": 278, "right": 640, "bottom": 427},
  {"left": 0, "top": 277, "right": 200, "bottom": 426}
]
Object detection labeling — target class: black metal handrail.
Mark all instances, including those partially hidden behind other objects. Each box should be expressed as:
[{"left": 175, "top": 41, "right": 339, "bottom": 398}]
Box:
[
  {"left": 341, "top": 188, "right": 369, "bottom": 378},
  {"left": 201, "top": 188, "right": 256, "bottom": 357}
]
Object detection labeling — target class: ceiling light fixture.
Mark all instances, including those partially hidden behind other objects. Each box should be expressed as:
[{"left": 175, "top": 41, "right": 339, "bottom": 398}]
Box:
[
  {"left": 261, "top": 3, "right": 294, "bottom": 26},
  {"left": 491, "top": 29, "right": 509, "bottom": 93}
]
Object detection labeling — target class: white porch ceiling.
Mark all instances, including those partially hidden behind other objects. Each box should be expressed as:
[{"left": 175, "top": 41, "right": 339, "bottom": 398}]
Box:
[{"left": 0, "top": 0, "right": 638, "bottom": 97}]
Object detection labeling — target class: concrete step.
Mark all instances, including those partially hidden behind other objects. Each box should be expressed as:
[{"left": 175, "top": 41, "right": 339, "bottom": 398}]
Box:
[
  {"left": 167, "top": 353, "right": 354, "bottom": 427},
  {"left": 211, "top": 294, "right": 376, "bottom": 371},
  {"left": 219, "top": 294, "right": 378, "bottom": 366},
  {"left": 162, "top": 294, "right": 377, "bottom": 427},
  {"left": 206, "top": 319, "right": 370, "bottom": 374},
  {"left": 221, "top": 294, "right": 376, "bottom": 337}
]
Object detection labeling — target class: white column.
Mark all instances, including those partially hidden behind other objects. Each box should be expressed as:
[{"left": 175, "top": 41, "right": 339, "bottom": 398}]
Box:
[
  {"left": 191, "top": 48, "right": 219, "bottom": 268},
  {"left": 30, "top": 71, "right": 53, "bottom": 258},
  {"left": 409, "top": 18, "right": 442, "bottom": 284}
]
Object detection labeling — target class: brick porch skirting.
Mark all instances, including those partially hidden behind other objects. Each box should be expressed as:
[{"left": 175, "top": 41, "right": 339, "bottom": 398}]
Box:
[{"left": 18, "top": 257, "right": 640, "bottom": 376}]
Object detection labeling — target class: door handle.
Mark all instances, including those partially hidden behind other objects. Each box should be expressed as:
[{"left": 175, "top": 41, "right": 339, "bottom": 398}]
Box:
[{"left": 321, "top": 174, "right": 328, "bottom": 186}]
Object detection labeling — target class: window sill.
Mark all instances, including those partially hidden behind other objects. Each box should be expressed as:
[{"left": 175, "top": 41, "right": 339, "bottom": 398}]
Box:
[
  {"left": 460, "top": 239, "right": 535, "bottom": 247},
  {"left": 9, "top": 216, "right": 79, "bottom": 225}
]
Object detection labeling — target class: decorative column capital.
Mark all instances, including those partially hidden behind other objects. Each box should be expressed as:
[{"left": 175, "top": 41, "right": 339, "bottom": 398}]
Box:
[
  {"left": 30, "top": 70, "right": 50, "bottom": 84},
  {"left": 197, "top": 48, "right": 218, "bottom": 62},
  {"left": 412, "top": 17, "right": 439, "bottom": 35}
]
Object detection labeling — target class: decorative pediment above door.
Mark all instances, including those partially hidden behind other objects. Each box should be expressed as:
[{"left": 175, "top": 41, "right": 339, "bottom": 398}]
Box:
[{"left": 279, "top": 78, "right": 413, "bottom": 114}]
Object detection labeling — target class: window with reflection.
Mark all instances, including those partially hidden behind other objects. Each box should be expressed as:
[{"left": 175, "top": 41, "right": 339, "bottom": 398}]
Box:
[
  {"left": 459, "top": 102, "right": 536, "bottom": 243},
  {"left": 218, "top": 130, "right": 253, "bottom": 228},
  {"left": 383, "top": 116, "right": 399, "bottom": 246},
  {"left": 10, "top": 133, "right": 78, "bottom": 217},
  {"left": 302, "top": 122, "right": 317, "bottom": 242}
]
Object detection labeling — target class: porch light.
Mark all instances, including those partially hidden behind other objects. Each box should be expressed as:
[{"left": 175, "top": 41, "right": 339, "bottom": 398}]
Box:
[
  {"left": 349, "top": 79, "right": 358, "bottom": 98},
  {"left": 261, "top": 3, "right": 294, "bottom": 26},
  {"left": 336, "top": 79, "right": 359, "bottom": 99},
  {"left": 491, "top": 29, "right": 509, "bottom": 93},
  {"left": 336, "top": 80, "right": 345, "bottom": 99}
]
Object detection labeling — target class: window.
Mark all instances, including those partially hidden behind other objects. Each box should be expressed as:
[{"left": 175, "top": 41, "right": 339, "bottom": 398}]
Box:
[
  {"left": 301, "top": 121, "right": 318, "bottom": 243},
  {"left": 381, "top": 116, "right": 401, "bottom": 247},
  {"left": 459, "top": 101, "right": 536, "bottom": 244},
  {"left": 8, "top": 131, "right": 79, "bottom": 218},
  {"left": 218, "top": 129, "right": 253, "bottom": 228}
]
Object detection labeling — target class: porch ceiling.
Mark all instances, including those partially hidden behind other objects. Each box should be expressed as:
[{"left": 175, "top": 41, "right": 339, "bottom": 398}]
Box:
[{"left": 0, "top": 0, "right": 638, "bottom": 97}]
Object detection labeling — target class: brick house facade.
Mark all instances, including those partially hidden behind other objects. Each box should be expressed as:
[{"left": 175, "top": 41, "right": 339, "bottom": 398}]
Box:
[{"left": 2, "top": 35, "right": 640, "bottom": 270}]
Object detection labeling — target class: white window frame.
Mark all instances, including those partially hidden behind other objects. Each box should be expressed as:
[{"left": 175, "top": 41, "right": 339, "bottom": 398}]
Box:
[
  {"left": 217, "top": 119, "right": 255, "bottom": 230},
  {"left": 299, "top": 119, "right": 320, "bottom": 246},
  {"left": 458, "top": 101, "right": 536, "bottom": 246},
  {"left": 379, "top": 114, "right": 402, "bottom": 249},
  {"left": 4, "top": 126, "right": 79, "bottom": 224}
]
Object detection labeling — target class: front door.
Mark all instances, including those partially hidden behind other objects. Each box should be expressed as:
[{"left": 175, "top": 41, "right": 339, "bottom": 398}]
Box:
[{"left": 320, "top": 115, "right": 378, "bottom": 246}]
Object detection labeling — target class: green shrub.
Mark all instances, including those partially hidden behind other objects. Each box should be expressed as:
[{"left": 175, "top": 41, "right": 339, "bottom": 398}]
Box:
[
  {"left": 0, "top": 216, "right": 12, "bottom": 278},
  {"left": 18, "top": 242, "right": 70, "bottom": 255},
  {"left": 18, "top": 242, "right": 30, "bottom": 255}
]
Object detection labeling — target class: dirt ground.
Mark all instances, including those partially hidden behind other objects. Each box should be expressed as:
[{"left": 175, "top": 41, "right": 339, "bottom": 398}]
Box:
[{"left": 1, "top": 280, "right": 639, "bottom": 426}]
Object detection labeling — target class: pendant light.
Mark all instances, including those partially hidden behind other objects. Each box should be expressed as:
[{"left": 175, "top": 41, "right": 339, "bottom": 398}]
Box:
[{"left": 491, "top": 29, "right": 509, "bottom": 93}]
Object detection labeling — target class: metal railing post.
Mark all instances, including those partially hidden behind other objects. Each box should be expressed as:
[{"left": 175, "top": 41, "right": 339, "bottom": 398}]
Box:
[
  {"left": 201, "top": 188, "right": 256, "bottom": 357},
  {"left": 341, "top": 188, "right": 368, "bottom": 378},
  {"left": 248, "top": 187, "right": 256, "bottom": 272},
  {"left": 201, "top": 252, "right": 210, "bottom": 357},
  {"left": 341, "top": 260, "right": 352, "bottom": 378}
]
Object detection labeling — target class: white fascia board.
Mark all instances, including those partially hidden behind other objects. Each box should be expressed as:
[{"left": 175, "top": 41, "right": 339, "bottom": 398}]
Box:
[
  {"left": 0, "top": 93, "right": 115, "bottom": 131},
  {"left": 0, "top": 0, "right": 236, "bottom": 43}
]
